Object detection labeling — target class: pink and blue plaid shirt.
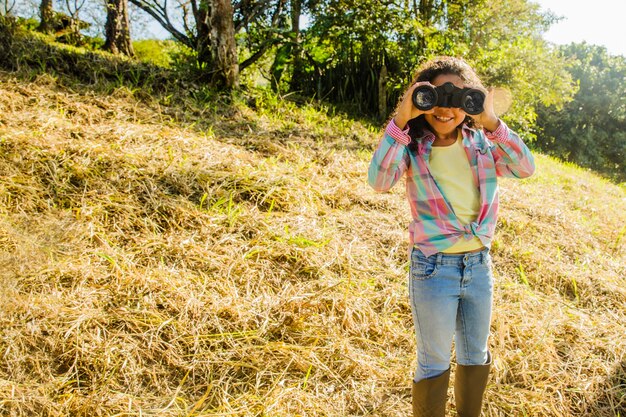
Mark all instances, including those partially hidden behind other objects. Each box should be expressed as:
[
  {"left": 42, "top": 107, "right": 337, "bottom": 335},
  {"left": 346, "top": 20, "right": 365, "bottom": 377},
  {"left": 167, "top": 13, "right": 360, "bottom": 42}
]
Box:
[{"left": 368, "top": 119, "right": 535, "bottom": 256}]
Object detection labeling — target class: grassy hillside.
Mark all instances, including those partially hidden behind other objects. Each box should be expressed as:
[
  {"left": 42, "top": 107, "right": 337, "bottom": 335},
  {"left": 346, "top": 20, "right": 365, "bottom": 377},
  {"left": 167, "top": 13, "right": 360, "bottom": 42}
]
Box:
[{"left": 0, "top": 64, "right": 625, "bottom": 417}]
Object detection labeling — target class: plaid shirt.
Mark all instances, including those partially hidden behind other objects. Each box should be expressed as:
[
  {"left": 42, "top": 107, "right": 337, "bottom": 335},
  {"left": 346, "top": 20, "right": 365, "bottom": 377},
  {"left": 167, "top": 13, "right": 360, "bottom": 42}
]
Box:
[{"left": 368, "top": 119, "right": 535, "bottom": 256}]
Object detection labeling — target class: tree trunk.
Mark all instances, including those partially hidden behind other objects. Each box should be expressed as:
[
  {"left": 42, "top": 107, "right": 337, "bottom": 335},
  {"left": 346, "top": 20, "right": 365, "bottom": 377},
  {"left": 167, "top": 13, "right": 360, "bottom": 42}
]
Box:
[
  {"left": 38, "top": 0, "right": 54, "bottom": 34},
  {"left": 103, "top": 0, "right": 134, "bottom": 56},
  {"left": 289, "top": 0, "right": 304, "bottom": 92},
  {"left": 196, "top": 0, "right": 238, "bottom": 88}
]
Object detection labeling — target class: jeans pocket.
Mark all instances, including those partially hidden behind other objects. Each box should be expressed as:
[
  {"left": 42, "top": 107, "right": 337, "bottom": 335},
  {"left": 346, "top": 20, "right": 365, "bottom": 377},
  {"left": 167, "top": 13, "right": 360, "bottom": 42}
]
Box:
[{"left": 410, "top": 250, "right": 439, "bottom": 280}]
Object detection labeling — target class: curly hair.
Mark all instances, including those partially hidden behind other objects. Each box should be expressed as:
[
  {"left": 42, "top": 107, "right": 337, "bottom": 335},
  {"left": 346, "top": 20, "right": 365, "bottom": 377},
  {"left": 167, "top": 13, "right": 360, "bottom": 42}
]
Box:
[{"left": 406, "top": 56, "right": 485, "bottom": 138}]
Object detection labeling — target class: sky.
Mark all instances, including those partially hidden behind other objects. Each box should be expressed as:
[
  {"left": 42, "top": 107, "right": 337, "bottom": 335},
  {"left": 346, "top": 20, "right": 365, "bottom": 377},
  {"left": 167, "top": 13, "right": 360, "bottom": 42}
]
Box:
[{"left": 535, "top": 0, "right": 626, "bottom": 56}]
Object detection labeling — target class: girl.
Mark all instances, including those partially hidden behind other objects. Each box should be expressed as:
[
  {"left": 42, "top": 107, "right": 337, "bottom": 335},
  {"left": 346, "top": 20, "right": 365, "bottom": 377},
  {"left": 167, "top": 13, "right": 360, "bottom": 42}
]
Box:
[{"left": 368, "top": 57, "right": 535, "bottom": 417}]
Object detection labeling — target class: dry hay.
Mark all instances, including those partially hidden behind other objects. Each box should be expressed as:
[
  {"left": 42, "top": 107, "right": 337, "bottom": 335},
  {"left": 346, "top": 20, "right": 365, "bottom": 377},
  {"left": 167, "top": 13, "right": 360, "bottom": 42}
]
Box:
[{"left": 0, "top": 70, "right": 625, "bottom": 416}]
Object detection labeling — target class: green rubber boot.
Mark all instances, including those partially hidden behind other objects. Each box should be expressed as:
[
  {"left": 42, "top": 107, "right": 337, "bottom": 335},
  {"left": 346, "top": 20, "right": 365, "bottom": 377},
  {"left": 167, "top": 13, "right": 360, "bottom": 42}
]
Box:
[
  {"left": 454, "top": 354, "right": 491, "bottom": 417},
  {"left": 412, "top": 368, "right": 450, "bottom": 417}
]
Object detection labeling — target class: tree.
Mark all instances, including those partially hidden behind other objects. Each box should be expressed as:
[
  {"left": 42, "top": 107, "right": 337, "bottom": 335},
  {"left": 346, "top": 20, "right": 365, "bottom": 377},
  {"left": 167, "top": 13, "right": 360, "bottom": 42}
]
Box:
[
  {"left": 128, "top": 0, "right": 287, "bottom": 88},
  {"left": 195, "top": 0, "right": 238, "bottom": 87},
  {"left": 103, "top": 0, "right": 134, "bottom": 56},
  {"left": 289, "top": 0, "right": 574, "bottom": 128},
  {"left": 446, "top": 0, "right": 575, "bottom": 133},
  {"left": 300, "top": 0, "right": 415, "bottom": 116},
  {"left": 38, "top": 0, "right": 54, "bottom": 33},
  {"left": 535, "top": 43, "right": 626, "bottom": 181},
  {"left": 235, "top": 0, "right": 287, "bottom": 73},
  {"left": 269, "top": 0, "right": 303, "bottom": 92}
]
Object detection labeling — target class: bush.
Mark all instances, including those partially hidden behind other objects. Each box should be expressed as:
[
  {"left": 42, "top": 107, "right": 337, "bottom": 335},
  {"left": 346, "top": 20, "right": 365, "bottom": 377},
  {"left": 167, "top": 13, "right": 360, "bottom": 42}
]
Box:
[{"left": 132, "top": 39, "right": 181, "bottom": 67}]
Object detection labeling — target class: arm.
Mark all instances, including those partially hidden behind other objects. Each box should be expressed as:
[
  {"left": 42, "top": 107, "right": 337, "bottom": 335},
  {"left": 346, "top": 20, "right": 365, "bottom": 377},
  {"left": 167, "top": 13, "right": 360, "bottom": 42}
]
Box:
[
  {"left": 368, "top": 82, "right": 432, "bottom": 192},
  {"left": 368, "top": 123, "right": 411, "bottom": 192},
  {"left": 485, "top": 121, "right": 536, "bottom": 179},
  {"left": 471, "top": 88, "right": 535, "bottom": 179}
]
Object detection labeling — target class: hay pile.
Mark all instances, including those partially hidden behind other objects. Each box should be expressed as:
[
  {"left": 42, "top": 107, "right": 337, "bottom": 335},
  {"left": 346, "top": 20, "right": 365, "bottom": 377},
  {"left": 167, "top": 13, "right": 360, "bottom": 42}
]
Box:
[{"left": 0, "top": 69, "right": 624, "bottom": 416}]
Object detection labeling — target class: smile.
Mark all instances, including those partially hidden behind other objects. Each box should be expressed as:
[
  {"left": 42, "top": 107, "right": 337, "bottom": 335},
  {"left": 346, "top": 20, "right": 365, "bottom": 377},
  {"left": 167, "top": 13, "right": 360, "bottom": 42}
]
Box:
[{"left": 434, "top": 116, "right": 453, "bottom": 122}]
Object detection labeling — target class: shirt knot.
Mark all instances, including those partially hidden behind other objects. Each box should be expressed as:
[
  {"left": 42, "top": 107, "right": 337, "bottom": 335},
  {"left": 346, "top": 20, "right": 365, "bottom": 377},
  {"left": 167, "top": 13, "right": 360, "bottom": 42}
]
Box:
[{"left": 463, "top": 222, "right": 479, "bottom": 240}]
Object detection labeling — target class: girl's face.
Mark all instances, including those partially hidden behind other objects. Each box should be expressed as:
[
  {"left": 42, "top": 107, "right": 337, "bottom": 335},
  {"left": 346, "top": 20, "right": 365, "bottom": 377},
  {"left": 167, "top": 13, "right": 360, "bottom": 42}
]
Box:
[{"left": 424, "top": 73, "right": 467, "bottom": 138}]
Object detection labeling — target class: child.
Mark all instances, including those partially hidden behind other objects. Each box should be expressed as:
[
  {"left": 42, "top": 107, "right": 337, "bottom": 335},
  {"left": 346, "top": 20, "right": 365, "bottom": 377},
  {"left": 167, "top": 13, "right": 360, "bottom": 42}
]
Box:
[{"left": 368, "top": 57, "right": 535, "bottom": 417}]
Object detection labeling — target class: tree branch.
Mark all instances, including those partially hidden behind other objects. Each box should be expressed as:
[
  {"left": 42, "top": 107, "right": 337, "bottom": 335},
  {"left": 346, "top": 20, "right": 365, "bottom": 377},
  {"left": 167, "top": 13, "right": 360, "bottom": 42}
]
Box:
[
  {"left": 239, "top": 36, "right": 283, "bottom": 72},
  {"left": 2, "top": 0, "right": 16, "bottom": 15},
  {"left": 234, "top": 0, "right": 272, "bottom": 32},
  {"left": 128, "top": 0, "right": 193, "bottom": 47},
  {"left": 271, "top": 0, "right": 285, "bottom": 27},
  {"left": 180, "top": 1, "right": 194, "bottom": 40}
]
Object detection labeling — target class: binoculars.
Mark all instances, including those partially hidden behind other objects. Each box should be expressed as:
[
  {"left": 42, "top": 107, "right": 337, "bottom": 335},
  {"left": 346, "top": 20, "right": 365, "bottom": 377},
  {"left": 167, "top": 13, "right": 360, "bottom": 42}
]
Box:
[{"left": 412, "top": 82, "right": 485, "bottom": 115}]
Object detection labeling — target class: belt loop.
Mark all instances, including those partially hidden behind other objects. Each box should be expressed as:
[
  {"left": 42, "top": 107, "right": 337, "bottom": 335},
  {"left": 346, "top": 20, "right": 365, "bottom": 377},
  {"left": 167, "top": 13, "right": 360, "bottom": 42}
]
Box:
[{"left": 436, "top": 252, "right": 443, "bottom": 265}]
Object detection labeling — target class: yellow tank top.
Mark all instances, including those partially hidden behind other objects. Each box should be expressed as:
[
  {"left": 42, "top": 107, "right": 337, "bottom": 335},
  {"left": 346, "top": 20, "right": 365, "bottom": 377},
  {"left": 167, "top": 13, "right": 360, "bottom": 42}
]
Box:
[{"left": 429, "top": 132, "right": 484, "bottom": 253}]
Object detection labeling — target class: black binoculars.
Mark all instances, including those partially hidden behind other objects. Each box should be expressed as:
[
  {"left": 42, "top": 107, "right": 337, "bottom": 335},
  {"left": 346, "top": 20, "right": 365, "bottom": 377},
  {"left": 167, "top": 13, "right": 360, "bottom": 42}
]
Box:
[{"left": 412, "top": 82, "right": 485, "bottom": 115}]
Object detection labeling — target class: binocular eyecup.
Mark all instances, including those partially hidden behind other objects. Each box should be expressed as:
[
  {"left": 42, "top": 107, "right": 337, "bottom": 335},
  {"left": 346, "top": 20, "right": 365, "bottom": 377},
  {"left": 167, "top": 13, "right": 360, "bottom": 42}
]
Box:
[{"left": 411, "top": 82, "right": 485, "bottom": 115}]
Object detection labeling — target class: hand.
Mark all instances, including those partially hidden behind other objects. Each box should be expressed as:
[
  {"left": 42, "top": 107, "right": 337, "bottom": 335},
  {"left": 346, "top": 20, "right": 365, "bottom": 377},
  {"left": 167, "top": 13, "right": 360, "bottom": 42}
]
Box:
[
  {"left": 470, "top": 87, "right": 500, "bottom": 131},
  {"left": 393, "top": 81, "right": 435, "bottom": 129}
]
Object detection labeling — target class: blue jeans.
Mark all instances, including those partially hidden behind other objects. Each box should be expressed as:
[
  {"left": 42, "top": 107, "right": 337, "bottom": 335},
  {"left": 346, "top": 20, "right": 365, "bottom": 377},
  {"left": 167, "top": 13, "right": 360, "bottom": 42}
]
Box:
[{"left": 408, "top": 247, "right": 493, "bottom": 382}]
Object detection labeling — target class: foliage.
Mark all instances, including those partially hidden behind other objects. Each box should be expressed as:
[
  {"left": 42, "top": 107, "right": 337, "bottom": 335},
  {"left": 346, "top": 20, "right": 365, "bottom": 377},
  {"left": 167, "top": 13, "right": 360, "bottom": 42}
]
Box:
[
  {"left": 132, "top": 39, "right": 181, "bottom": 67},
  {"left": 535, "top": 43, "right": 626, "bottom": 182},
  {"left": 9, "top": 0, "right": 578, "bottom": 127},
  {"left": 459, "top": 0, "right": 576, "bottom": 137},
  {"left": 234, "top": 0, "right": 294, "bottom": 71},
  {"left": 16, "top": 16, "right": 40, "bottom": 31},
  {"left": 285, "top": 0, "right": 575, "bottom": 129}
]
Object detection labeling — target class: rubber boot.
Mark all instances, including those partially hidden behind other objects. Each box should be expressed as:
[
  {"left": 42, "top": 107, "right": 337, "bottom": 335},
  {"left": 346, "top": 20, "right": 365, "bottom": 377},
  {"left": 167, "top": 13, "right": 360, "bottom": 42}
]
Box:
[
  {"left": 412, "top": 368, "right": 450, "bottom": 417},
  {"left": 454, "top": 353, "right": 491, "bottom": 417}
]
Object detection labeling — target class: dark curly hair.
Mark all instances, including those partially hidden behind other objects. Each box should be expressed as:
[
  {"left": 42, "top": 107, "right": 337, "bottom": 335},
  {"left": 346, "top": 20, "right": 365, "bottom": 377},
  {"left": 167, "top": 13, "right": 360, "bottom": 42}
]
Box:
[{"left": 405, "top": 56, "right": 485, "bottom": 139}]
